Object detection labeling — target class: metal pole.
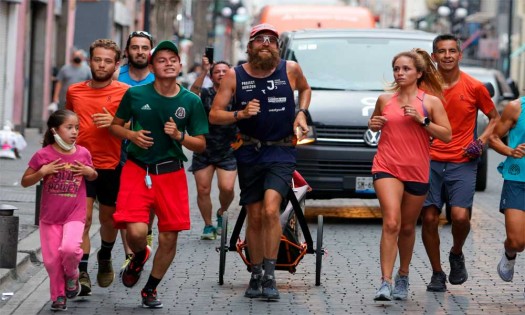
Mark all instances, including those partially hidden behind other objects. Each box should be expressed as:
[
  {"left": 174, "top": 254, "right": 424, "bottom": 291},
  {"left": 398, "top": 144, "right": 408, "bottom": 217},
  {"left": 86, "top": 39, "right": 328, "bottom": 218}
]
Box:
[
  {"left": 506, "top": 0, "right": 513, "bottom": 78},
  {"left": 144, "top": 0, "right": 151, "bottom": 32}
]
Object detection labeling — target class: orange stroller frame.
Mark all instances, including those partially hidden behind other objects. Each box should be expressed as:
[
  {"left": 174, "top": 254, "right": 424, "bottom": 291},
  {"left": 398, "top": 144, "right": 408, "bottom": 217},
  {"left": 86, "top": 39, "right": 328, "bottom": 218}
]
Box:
[{"left": 217, "top": 183, "right": 325, "bottom": 286}]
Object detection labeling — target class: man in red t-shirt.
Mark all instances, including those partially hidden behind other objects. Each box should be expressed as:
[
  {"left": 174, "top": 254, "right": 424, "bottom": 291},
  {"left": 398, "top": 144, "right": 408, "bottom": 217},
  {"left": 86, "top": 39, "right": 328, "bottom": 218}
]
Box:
[{"left": 421, "top": 34, "right": 499, "bottom": 292}]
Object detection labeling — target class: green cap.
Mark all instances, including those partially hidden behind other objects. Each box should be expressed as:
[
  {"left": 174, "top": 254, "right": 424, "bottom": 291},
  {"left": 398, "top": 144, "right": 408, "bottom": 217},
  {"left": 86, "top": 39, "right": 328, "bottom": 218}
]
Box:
[{"left": 149, "top": 40, "right": 179, "bottom": 63}]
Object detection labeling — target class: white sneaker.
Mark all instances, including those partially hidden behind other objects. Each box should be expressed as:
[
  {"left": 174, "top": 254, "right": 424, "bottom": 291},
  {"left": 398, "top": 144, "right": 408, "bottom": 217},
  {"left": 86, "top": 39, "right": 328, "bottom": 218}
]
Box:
[
  {"left": 374, "top": 280, "right": 392, "bottom": 301},
  {"left": 497, "top": 252, "right": 516, "bottom": 282}
]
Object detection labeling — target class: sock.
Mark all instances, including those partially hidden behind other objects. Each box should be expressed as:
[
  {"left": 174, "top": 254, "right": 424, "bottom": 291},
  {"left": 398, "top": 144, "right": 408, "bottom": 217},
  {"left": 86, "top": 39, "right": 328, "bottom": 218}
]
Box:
[
  {"left": 79, "top": 254, "right": 89, "bottom": 272},
  {"left": 505, "top": 252, "right": 517, "bottom": 260},
  {"left": 252, "top": 263, "right": 263, "bottom": 275},
  {"left": 98, "top": 240, "right": 115, "bottom": 260},
  {"left": 144, "top": 275, "right": 161, "bottom": 291},
  {"left": 134, "top": 248, "right": 147, "bottom": 264},
  {"left": 263, "top": 258, "right": 277, "bottom": 278}
]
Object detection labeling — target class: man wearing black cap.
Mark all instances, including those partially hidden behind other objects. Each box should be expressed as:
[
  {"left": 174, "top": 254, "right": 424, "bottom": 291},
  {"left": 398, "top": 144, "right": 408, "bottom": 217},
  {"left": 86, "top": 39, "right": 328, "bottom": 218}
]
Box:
[
  {"left": 109, "top": 40, "right": 209, "bottom": 308},
  {"left": 210, "top": 23, "right": 311, "bottom": 300}
]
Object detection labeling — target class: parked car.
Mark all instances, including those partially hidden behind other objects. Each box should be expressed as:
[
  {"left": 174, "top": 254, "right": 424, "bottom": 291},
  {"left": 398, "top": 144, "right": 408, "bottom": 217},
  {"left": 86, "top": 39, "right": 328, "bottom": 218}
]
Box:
[{"left": 279, "top": 28, "right": 491, "bottom": 199}]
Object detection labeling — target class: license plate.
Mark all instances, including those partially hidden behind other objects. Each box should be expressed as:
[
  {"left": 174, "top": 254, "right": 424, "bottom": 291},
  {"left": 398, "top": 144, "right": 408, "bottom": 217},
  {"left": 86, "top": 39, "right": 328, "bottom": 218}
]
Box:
[{"left": 355, "top": 177, "right": 375, "bottom": 194}]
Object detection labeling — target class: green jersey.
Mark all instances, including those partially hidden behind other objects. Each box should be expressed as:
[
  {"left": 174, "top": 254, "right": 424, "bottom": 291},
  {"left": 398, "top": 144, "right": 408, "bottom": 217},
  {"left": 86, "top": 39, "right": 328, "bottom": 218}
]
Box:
[{"left": 116, "top": 83, "right": 208, "bottom": 164}]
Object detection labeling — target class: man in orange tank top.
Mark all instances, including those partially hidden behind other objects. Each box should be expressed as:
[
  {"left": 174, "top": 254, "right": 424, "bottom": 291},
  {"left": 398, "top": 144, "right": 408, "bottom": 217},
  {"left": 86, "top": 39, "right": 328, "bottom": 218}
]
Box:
[{"left": 421, "top": 34, "right": 499, "bottom": 292}]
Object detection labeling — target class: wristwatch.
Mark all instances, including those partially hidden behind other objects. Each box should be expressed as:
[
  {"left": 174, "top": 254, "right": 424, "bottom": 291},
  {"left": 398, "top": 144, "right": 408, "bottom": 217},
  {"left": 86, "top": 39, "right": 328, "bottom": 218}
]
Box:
[
  {"left": 296, "top": 108, "right": 310, "bottom": 119},
  {"left": 177, "top": 131, "right": 186, "bottom": 142},
  {"left": 421, "top": 117, "right": 431, "bottom": 127}
]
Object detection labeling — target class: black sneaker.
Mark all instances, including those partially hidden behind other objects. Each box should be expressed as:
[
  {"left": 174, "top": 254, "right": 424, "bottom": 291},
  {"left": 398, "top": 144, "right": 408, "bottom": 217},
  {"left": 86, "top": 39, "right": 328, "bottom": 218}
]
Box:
[
  {"left": 449, "top": 252, "right": 468, "bottom": 285},
  {"left": 50, "top": 296, "right": 67, "bottom": 311},
  {"left": 244, "top": 273, "right": 262, "bottom": 298},
  {"left": 141, "top": 288, "right": 163, "bottom": 308},
  {"left": 426, "top": 271, "right": 447, "bottom": 292},
  {"left": 120, "top": 246, "right": 151, "bottom": 288},
  {"left": 78, "top": 271, "right": 92, "bottom": 296},
  {"left": 261, "top": 275, "right": 280, "bottom": 300}
]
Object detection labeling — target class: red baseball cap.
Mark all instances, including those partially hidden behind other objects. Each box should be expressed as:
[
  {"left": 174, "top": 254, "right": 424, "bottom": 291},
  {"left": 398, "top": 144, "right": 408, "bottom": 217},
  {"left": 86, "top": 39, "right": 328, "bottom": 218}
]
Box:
[{"left": 250, "top": 24, "right": 279, "bottom": 39}]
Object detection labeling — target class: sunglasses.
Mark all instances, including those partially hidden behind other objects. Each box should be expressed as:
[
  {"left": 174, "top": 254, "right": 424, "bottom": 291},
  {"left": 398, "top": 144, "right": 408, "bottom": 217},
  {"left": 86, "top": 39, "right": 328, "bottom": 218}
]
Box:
[
  {"left": 250, "top": 35, "right": 279, "bottom": 45},
  {"left": 129, "top": 31, "right": 152, "bottom": 40}
]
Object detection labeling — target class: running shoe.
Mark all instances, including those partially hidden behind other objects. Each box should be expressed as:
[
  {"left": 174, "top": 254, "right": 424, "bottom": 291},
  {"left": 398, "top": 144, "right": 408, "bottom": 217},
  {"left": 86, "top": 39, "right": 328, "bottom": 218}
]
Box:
[
  {"left": 426, "top": 271, "right": 447, "bottom": 292},
  {"left": 261, "top": 275, "right": 280, "bottom": 300},
  {"left": 201, "top": 225, "right": 217, "bottom": 240},
  {"left": 216, "top": 210, "right": 224, "bottom": 235},
  {"left": 120, "top": 246, "right": 151, "bottom": 288},
  {"left": 65, "top": 273, "right": 81, "bottom": 299},
  {"left": 374, "top": 280, "right": 392, "bottom": 301},
  {"left": 50, "top": 296, "right": 67, "bottom": 311},
  {"left": 78, "top": 271, "right": 92, "bottom": 296},
  {"left": 497, "top": 252, "right": 516, "bottom": 282},
  {"left": 141, "top": 288, "right": 163, "bottom": 308},
  {"left": 392, "top": 273, "right": 409, "bottom": 300},
  {"left": 244, "top": 273, "right": 263, "bottom": 298},
  {"left": 449, "top": 251, "right": 468, "bottom": 285},
  {"left": 97, "top": 250, "right": 115, "bottom": 287}
]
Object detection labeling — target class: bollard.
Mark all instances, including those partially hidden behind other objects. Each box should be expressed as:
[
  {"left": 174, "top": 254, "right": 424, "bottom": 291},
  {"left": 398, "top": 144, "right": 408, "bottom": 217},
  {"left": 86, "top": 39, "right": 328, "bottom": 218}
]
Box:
[{"left": 0, "top": 204, "right": 19, "bottom": 269}]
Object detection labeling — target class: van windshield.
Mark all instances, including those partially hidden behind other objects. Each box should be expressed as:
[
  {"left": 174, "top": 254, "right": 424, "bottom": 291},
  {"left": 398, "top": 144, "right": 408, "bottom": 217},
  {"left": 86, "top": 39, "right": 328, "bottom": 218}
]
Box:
[{"left": 288, "top": 37, "right": 433, "bottom": 90}]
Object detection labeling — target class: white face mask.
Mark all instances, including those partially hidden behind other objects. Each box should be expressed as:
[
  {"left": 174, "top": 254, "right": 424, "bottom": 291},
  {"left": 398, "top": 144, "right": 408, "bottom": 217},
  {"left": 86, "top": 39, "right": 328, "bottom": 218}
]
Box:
[{"left": 52, "top": 128, "right": 75, "bottom": 151}]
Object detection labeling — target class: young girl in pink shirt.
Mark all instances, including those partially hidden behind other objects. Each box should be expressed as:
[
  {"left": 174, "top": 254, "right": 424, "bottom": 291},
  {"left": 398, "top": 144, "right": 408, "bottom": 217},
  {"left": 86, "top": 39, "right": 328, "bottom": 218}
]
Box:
[{"left": 21, "top": 109, "right": 97, "bottom": 311}]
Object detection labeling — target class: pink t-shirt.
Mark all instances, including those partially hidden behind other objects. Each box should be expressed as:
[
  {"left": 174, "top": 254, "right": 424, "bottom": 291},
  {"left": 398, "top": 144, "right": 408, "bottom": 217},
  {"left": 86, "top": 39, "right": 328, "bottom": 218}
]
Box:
[
  {"left": 372, "top": 90, "right": 431, "bottom": 183},
  {"left": 28, "top": 145, "right": 93, "bottom": 224}
]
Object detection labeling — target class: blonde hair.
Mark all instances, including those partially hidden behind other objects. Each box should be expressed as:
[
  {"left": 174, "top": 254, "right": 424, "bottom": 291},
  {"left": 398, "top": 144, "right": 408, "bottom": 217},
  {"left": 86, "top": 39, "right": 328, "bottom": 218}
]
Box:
[{"left": 388, "top": 48, "right": 444, "bottom": 99}]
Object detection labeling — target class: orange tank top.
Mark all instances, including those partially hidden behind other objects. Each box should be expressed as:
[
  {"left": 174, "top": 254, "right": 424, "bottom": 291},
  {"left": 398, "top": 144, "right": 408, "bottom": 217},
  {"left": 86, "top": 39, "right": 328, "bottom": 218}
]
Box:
[{"left": 371, "top": 90, "right": 431, "bottom": 183}]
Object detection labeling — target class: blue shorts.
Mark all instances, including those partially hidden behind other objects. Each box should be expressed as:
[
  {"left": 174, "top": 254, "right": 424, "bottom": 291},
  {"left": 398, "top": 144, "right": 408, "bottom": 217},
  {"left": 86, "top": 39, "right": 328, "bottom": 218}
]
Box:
[
  {"left": 237, "top": 162, "right": 295, "bottom": 205},
  {"left": 500, "top": 180, "right": 525, "bottom": 213},
  {"left": 424, "top": 160, "right": 477, "bottom": 213}
]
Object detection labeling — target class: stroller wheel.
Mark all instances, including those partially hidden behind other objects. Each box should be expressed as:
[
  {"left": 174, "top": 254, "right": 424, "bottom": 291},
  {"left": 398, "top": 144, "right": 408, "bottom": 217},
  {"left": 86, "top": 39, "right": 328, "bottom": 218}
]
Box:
[
  {"left": 219, "top": 215, "right": 228, "bottom": 285},
  {"left": 315, "top": 215, "right": 324, "bottom": 286}
]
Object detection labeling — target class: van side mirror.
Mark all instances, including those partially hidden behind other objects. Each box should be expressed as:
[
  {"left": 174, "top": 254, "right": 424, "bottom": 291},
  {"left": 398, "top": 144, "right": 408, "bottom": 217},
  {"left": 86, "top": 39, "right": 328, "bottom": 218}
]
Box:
[{"left": 483, "top": 82, "right": 495, "bottom": 98}]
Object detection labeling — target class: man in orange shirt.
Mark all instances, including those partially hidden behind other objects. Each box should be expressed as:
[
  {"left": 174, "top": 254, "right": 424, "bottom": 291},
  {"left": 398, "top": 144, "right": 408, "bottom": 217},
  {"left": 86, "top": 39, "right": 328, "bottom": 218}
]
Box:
[
  {"left": 66, "top": 39, "right": 129, "bottom": 296},
  {"left": 421, "top": 34, "right": 499, "bottom": 292}
]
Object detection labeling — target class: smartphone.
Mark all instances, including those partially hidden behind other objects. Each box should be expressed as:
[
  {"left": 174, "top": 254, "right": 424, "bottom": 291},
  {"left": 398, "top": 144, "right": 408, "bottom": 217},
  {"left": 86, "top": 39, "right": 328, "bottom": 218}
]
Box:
[{"left": 205, "top": 47, "right": 214, "bottom": 64}]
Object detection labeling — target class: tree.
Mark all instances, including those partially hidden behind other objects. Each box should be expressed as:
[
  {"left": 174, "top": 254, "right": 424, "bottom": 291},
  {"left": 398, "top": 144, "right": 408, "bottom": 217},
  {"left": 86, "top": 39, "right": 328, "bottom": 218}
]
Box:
[{"left": 151, "top": 0, "right": 180, "bottom": 42}]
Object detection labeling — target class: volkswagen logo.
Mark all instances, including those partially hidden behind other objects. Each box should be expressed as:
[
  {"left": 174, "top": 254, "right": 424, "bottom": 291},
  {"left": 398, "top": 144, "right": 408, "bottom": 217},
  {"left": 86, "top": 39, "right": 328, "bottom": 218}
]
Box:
[{"left": 364, "top": 129, "right": 381, "bottom": 147}]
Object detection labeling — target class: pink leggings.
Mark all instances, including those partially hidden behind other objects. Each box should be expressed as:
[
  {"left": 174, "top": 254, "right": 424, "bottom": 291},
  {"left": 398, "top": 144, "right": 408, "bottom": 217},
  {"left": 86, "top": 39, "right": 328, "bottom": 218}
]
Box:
[{"left": 39, "top": 221, "right": 84, "bottom": 301}]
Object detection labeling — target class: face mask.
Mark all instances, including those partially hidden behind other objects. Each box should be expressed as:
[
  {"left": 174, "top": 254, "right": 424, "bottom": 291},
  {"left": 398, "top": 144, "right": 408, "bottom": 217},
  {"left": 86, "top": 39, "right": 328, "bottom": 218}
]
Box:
[
  {"left": 73, "top": 57, "right": 82, "bottom": 64},
  {"left": 52, "top": 129, "right": 75, "bottom": 151}
]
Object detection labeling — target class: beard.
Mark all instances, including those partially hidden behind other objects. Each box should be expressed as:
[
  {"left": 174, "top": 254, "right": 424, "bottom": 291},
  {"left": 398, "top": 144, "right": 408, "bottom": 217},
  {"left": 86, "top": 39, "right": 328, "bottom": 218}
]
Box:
[
  {"left": 129, "top": 56, "right": 149, "bottom": 69},
  {"left": 91, "top": 69, "right": 113, "bottom": 82},
  {"left": 247, "top": 46, "right": 280, "bottom": 71}
]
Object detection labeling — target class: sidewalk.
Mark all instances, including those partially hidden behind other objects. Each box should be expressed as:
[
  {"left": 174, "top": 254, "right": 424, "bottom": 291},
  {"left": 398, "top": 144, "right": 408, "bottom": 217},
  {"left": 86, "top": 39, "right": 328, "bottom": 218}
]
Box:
[
  {"left": 0, "top": 129, "right": 101, "bottom": 291},
  {"left": 2, "top": 130, "right": 525, "bottom": 314}
]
